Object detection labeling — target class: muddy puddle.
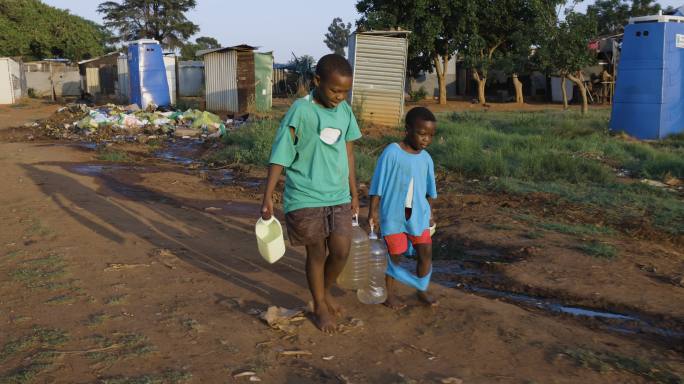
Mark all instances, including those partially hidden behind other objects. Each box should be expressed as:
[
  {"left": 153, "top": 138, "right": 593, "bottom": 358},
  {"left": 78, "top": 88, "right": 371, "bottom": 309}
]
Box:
[{"left": 399, "top": 257, "right": 684, "bottom": 343}]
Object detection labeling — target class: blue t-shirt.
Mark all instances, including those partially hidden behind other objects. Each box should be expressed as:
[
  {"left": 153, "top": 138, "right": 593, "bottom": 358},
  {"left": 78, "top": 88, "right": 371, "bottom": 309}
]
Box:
[{"left": 369, "top": 143, "right": 437, "bottom": 236}]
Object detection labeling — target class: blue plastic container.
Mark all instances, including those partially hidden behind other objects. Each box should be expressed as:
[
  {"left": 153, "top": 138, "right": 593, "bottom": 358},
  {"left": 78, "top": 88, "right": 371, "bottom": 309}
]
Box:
[
  {"left": 127, "top": 39, "right": 170, "bottom": 109},
  {"left": 610, "top": 17, "right": 684, "bottom": 139}
]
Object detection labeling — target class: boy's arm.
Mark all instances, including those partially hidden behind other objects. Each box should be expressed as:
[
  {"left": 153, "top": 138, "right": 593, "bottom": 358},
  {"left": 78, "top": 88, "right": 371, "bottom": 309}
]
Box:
[
  {"left": 427, "top": 196, "right": 435, "bottom": 226},
  {"left": 368, "top": 195, "right": 380, "bottom": 231},
  {"left": 347, "top": 141, "right": 359, "bottom": 215},
  {"left": 261, "top": 164, "right": 284, "bottom": 220}
]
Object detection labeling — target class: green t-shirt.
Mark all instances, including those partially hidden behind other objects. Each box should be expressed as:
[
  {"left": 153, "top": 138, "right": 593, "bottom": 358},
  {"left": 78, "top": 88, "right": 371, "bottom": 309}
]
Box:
[{"left": 269, "top": 94, "right": 362, "bottom": 213}]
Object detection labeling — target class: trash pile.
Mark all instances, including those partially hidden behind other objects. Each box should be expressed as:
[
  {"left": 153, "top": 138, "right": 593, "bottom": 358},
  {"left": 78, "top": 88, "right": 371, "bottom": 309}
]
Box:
[{"left": 38, "top": 103, "right": 249, "bottom": 142}]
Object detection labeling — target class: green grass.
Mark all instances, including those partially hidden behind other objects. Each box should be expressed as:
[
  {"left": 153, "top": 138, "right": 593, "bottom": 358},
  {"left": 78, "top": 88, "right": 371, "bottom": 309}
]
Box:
[
  {"left": 98, "top": 371, "right": 192, "bottom": 384},
  {"left": 105, "top": 294, "right": 128, "bottom": 305},
  {"left": 0, "top": 328, "right": 68, "bottom": 363},
  {"left": 513, "top": 213, "right": 616, "bottom": 237},
  {"left": 97, "top": 150, "right": 132, "bottom": 162},
  {"left": 563, "top": 347, "right": 683, "bottom": 384},
  {"left": 209, "top": 109, "right": 684, "bottom": 237},
  {"left": 576, "top": 241, "right": 618, "bottom": 259},
  {"left": 87, "top": 333, "right": 154, "bottom": 363},
  {"left": 0, "top": 352, "right": 59, "bottom": 384}
]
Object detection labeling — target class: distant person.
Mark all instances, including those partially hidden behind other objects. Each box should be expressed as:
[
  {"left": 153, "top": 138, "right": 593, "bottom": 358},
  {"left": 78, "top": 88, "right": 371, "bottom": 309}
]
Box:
[
  {"left": 261, "top": 54, "right": 361, "bottom": 333},
  {"left": 368, "top": 107, "right": 438, "bottom": 309}
]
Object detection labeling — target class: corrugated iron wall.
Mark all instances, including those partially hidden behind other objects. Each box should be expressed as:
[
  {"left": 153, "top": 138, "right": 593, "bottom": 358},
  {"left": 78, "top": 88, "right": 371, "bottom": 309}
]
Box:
[
  {"left": 349, "top": 34, "right": 408, "bottom": 126},
  {"left": 204, "top": 51, "right": 238, "bottom": 112}
]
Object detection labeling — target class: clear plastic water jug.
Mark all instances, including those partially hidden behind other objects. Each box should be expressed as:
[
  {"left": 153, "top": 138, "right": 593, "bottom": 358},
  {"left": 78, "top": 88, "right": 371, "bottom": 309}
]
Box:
[
  {"left": 255, "top": 217, "right": 286, "bottom": 264},
  {"left": 337, "top": 215, "right": 370, "bottom": 290},
  {"left": 357, "top": 226, "right": 388, "bottom": 304}
]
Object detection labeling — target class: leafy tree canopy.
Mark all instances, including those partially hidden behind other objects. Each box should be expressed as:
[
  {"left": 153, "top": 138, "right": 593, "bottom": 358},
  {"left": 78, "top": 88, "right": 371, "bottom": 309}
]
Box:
[
  {"left": 587, "top": 0, "right": 665, "bottom": 36},
  {"left": 98, "top": 0, "right": 199, "bottom": 49},
  {"left": 0, "top": 0, "right": 108, "bottom": 61},
  {"left": 180, "top": 36, "right": 220, "bottom": 60},
  {"left": 324, "top": 17, "right": 353, "bottom": 56}
]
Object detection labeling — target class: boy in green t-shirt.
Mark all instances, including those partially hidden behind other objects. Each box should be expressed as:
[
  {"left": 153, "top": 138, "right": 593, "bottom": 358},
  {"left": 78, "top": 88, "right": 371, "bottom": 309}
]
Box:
[{"left": 261, "top": 54, "right": 361, "bottom": 333}]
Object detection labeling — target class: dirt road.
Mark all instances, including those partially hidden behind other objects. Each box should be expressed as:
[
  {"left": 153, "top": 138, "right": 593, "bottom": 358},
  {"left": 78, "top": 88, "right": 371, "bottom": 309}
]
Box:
[{"left": 0, "top": 109, "right": 682, "bottom": 383}]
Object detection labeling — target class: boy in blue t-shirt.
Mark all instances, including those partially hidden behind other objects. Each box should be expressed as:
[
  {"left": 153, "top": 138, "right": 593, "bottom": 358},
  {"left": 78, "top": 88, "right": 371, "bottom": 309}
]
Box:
[
  {"left": 369, "top": 107, "right": 438, "bottom": 309},
  {"left": 261, "top": 54, "right": 361, "bottom": 333}
]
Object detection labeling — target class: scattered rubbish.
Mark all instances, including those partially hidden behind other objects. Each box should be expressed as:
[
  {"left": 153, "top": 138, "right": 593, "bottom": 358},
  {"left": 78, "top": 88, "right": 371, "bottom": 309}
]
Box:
[
  {"left": 641, "top": 178, "right": 669, "bottom": 188},
  {"left": 249, "top": 376, "right": 262, "bottom": 382},
  {"left": 104, "top": 263, "right": 150, "bottom": 272},
  {"left": 32, "top": 103, "right": 250, "bottom": 143},
  {"left": 322, "top": 355, "right": 335, "bottom": 361},
  {"left": 279, "top": 349, "right": 312, "bottom": 357},
  {"left": 441, "top": 378, "right": 464, "bottom": 384},
  {"left": 204, "top": 207, "right": 222, "bottom": 212},
  {"left": 233, "top": 371, "right": 257, "bottom": 379},
  {"left": 259, "top": 306, "right": 306, "bottom": 333},
  {"left": 338, "top": 318, "right": 365, "bottom": 334}
]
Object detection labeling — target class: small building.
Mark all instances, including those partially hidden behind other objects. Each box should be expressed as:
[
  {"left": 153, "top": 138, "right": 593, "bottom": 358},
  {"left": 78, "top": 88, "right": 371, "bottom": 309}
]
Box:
[
  {"left": 78, "top": 52, "right": 122, "bottom": 98},
  {"left": 24, "top": 60, "right": 80, "bottom": 99},
  {"left": 254, "top": 52, "right": 274, "bottom": 112},
  {"left": 611, "top": 12, "right": 684, "bottom": 139},
  {"left": 348, "top": 30, "right": 410, "bottom": 126},
  {"left": 0, "top": 58, "right": 22, "bottom": 104},
  {"left": 178, "top": 61, "right": 204, "bottom": 97},
  {"left": 197, "top": 44, "right": 260, "bottom": 114}
]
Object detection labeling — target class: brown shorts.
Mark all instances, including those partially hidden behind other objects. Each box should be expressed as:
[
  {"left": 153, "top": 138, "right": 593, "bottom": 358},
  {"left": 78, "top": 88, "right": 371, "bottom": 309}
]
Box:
[{"left": 285, "top": 203, "right": 353, "bottom": 246}]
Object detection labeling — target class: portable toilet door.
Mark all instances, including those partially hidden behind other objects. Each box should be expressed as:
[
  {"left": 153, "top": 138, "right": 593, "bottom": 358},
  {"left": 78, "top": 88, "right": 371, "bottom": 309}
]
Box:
[
  {"left": 0, "top": 58, "right": 21, "bottom": 104},
  {"left": 254, "top": 52, "right": 273, "bottom": 112},
  {"left": 163, "top": 55, "right": 177, "bottom": 106},
  {"left": 127, "top": 39, "right": 170, "bottom": 109},
  {"left": 610, "top": 12, "right": 684, "bottom": 139}
]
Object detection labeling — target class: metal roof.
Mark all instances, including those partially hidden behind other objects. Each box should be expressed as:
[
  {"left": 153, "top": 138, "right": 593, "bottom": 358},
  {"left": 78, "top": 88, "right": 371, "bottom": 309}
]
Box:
[{"left": 196, "top": 44, "right": 259, "bottom": 57}]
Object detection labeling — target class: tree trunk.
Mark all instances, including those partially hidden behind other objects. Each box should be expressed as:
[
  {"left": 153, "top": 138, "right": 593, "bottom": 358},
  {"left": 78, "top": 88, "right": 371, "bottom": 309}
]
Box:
[
  {"left": 560, "top": 76, "right": 569, "bottom": 110},
  {"left": 567, "top": 71, "right": 588, "bottom": 115},
  {"left": 472, "top": 70, "right": 487, "bottom": 105},
  {"left": 512, "top": 73, "right": 524, "bottom": 104},
  {"left": 433, "top": 55, "right": 448, "bottom": 105}
]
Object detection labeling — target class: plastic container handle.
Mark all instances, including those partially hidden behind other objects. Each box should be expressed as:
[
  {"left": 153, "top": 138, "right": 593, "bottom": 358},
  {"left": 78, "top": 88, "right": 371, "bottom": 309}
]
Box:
[{"left": 352, "top": 213, "right": 359, "bottom": 227}]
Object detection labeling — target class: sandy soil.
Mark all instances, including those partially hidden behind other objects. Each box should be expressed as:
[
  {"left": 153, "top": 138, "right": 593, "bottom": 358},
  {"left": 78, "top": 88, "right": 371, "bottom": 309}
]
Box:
[{"left": 0, "top": 105, "right": 682, "bottom": 383}]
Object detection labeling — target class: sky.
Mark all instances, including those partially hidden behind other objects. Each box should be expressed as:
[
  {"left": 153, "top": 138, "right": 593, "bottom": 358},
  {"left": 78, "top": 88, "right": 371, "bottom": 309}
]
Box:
[{"left": 43, "top": 0, "right": 683, "bottom": 63}]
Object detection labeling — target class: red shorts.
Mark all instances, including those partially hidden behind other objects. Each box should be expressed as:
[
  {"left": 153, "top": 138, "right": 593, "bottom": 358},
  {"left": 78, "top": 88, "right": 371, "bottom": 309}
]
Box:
[{"left": 384, "top": 230, "right": 432, "bottom": 255}]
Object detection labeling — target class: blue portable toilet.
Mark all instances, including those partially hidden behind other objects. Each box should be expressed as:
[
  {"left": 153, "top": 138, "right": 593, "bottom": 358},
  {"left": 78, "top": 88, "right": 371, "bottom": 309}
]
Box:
[
  {"left": 127, "top": 39, "right": 170, "bottom": 109},
  {"left": 610, "top": 12, "right": 684, "bottom": 139}
]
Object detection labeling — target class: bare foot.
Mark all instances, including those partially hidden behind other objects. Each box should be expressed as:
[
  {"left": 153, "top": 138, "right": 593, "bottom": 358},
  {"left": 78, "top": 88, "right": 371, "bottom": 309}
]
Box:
[
  {"left": 313, "top": 306, "right": 337, "bottom": 333},
  {"left": 383, "top": 294, "right": 406, "bottom": 310},
  {"left": 325, "top": 293, "right": 345, "bottom": 317},
  {"left": 417, "top": 291, "right": 438, "bottom": 306}
]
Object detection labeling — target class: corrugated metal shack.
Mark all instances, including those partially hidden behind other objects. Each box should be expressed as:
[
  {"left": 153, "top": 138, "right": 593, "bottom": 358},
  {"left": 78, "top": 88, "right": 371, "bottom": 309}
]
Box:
[
  {"left": 78, "top": 52, "right": 122, "bottom": 98},
  {"left": 197, "top": 45, "right": 259, "bottom": 113},
  {"left": 348, "top": 30, "right": 410, "bottom": 126},
  {"left": 0, "top": 58, "right": 22, "bottom": 104},
  {"left": 178, "top": 61, "right": 204, "bottom": 97}
]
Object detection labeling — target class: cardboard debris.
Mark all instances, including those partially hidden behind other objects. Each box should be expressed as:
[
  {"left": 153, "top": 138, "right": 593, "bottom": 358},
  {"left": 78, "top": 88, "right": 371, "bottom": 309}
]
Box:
[{"left": 259, "top": 306, "right": 306, "bottom": 333}]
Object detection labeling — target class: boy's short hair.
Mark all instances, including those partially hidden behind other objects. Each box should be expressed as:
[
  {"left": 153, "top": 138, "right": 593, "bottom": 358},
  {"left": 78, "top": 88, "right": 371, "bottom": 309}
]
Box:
[
  {"left": 316, "top": 54, "right": 353, "bottom": 80},
  {"left": 405, "top": 107, "right": 436, "bottom": 129}
]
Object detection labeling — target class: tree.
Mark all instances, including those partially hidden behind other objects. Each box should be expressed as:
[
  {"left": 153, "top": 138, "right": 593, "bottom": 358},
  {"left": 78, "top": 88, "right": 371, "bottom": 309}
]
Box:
[
  {"left": 461, "top": 0, "right": 561, "bottom": 105},
  {"left": 288, "top": 54, "right": 316, "bottom": 96},
  {"left": 587, "top": 0, "right": 662, "bottom": 36},
  {"left": 180, "top": 36, "right": 220, "bottom": 60},
  {"left": 97, "top": 0, "right": 199, "bottom": 49},
  {"left": 324, "top": 18, "right": 352, "bottom": 56},
  {"left": 537, "top": 9, "right": 598, "bottom": 114},
  {"left": 0, "top": 0, "right": 107, "bottom": 61},
  {"left": 356, "top": 0, "right": 468, "bottom": 105}
]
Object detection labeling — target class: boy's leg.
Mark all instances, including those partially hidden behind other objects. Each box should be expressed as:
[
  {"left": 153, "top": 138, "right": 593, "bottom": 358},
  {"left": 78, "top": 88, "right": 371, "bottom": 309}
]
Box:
[
  {"left": 384, "top": 253, "right": 406, "bottom": 309},
  {"left": 414, "top": 242, "right": 438, "bottom": 306},
  {"left": 304, "top": 240, "right": 337, "bottom": 333},
  {"left": 325, "top": 233, "right": 351, "bottom": 316}
]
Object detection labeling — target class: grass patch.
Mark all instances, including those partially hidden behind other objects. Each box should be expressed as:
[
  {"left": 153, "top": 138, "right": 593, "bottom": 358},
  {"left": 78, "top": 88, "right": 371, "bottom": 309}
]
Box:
[
  {"left": 87, "top": 333, "right": 154, "bottom": 363},
  {"left": 563, "top": 347, "right": 683, "bottom": 384},
  {"left": 0, "top": 328, "right": 68, "bottom": 363},
  {"left": 485, "top": 223, "right": 516, "bottom": 231},
  {"left": 10, "top": 254, "right": 68, "bottom": 290},
  {"left": 4, "top": 250, "right": 22, "bottom": 258},
  {"left": 206, "top": 119, "right": 278, "bottom": 166},
  {"left": 0, "top": 351, "right": 59, "bottom": 384},
  {"left": 523, "top": 231, "right": 544, "bottom": 239},
  {"left": 99, "top": 370, "right": 192, "bottom": 384},
  {"left": 576, "top": 241, "right": 618, "bottom": 259},
  {"left": 45, "top": 294, "right": 76, "bottom": 305},
  {"left": 105, "top": 294, "right": 128, "bottom": 305},
  {"left": 97, "top": 150, "right": 132, "bottom": 162},
  {"left": 85, "top": 312, "right": 110, "bottom": 327},
  {"left": 513, "top": 213, "right": 616, "bottom": 237},
  {"left": 25, "top": 220, "right": 52, "bottom": 237}
]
